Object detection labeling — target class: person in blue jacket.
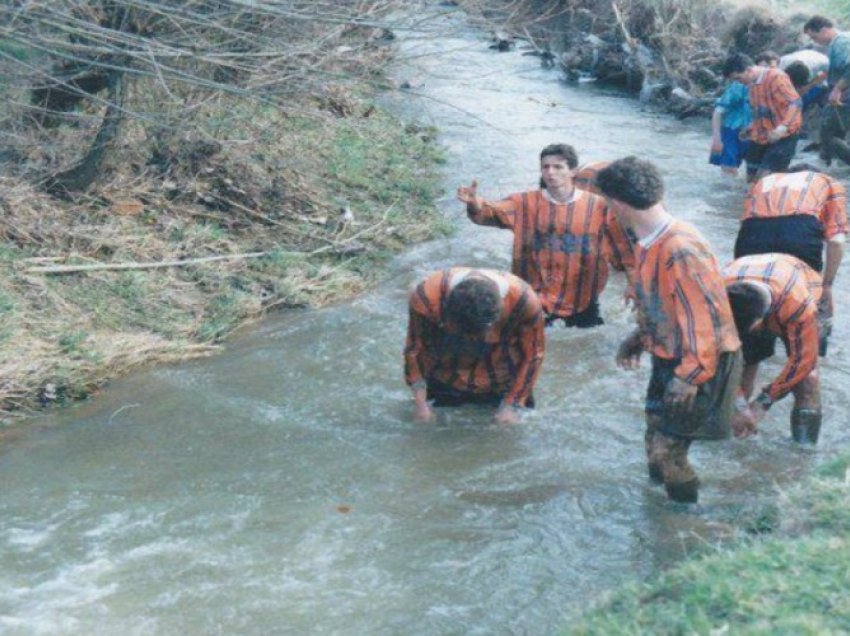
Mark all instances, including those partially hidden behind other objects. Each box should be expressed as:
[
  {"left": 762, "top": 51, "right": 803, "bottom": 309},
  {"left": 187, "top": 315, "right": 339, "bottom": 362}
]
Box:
[{"left": 709, "top": 80, "right": 752, "bottom": 176}]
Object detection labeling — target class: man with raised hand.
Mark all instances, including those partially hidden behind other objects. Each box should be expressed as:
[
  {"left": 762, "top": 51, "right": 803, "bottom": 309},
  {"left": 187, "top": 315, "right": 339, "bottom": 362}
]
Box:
[
  {"left": 596, "top": 157, "right": 742, "bottom": 504},
  {"left": 458, "top": 143, "right": 633, "bottom": 329}
]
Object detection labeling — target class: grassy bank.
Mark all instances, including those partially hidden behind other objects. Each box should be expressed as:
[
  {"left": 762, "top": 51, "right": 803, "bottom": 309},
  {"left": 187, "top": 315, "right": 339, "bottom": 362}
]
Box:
[
  {"left": 0, "top": 96, "right": 451, "bottom": 421},
  {"left": 571, "top": 455, "right": 850, "bottom": 633}
]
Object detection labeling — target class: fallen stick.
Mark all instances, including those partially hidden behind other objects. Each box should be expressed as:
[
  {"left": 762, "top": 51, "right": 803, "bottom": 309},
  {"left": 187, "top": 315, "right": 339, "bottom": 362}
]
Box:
[{"left": 25, "top": 251, "right": 271, "bottom": 274}]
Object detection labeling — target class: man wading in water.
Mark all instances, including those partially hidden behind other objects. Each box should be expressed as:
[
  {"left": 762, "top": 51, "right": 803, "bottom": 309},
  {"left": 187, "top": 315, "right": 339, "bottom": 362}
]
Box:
[
  {"left": 596, "top": 157, "right": 742, "bottom": 504},
  {"left": 457, "top": 144, "right": 634, "bottom": 329},
  {"left": 404, "top": 268, "right": 545, "bottom": 425}
]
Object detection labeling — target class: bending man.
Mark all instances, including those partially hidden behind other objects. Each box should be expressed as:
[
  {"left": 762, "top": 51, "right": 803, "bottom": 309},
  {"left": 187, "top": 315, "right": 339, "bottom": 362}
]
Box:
[
  {"left": 724, "top": 254, "right": 824, "bottom": 444},
  {"left": 404, "top": 267, "right": 545, "bottom": 425}
]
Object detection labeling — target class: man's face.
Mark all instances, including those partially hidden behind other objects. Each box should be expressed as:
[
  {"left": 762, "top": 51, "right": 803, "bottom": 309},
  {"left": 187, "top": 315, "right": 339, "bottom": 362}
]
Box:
[
  {"left": 806, "top": 27, "right": 831, "bottom": 47},
  {"left": 540, "top": 155, "right": 573, "bottom": 191}
]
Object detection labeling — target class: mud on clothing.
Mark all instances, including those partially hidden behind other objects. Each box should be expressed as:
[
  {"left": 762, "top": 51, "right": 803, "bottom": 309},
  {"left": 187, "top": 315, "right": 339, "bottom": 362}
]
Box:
[
  {"left": 646, "top": 350, "right": 742, "bottom": 440},
  {"left": 723, "top": 254, "right": 822, "bottom": 403},
  {"left": 404, "top": 268, "right": 545, "bottom": 408},
  {"left": 633, "top": 220, "right": 741, "bottom": 387},
  {"left": 467, "top": 188, "right": 634, "bottom": 321}
]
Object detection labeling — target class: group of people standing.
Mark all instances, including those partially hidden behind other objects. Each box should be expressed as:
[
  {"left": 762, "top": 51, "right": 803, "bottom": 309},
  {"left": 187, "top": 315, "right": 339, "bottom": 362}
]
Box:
[{"left": 402, "top": 15, "right": 849, "bottom": 505}]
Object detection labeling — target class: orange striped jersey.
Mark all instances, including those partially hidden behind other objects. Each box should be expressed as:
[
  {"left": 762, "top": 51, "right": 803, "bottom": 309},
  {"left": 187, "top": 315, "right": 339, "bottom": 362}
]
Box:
[
  {"left": 573, "top": 161, "right": 610, "bottom": 195},
  {"left": 747, "top": 67, "right": 802, "bottom": 145},
  {"left": 634, "top": 220, "right": 741, "bottom": 385},
  {"left": 404, "top": 268, "right": 545, "bottom": 407},
  {"left": 467, "top": 188, "right": 634, "bottom": 319},
  {"left": 723, "top": 254, "right": 822, "bottom": 402},
  {"left": 743, "top": 170, "right": 848, "bottom": 240}
]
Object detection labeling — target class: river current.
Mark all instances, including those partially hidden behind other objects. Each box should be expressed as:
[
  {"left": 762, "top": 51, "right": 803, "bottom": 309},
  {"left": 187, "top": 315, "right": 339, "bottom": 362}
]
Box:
[{"left": 2, "top": 7, "right": 850, "bottom": 635}]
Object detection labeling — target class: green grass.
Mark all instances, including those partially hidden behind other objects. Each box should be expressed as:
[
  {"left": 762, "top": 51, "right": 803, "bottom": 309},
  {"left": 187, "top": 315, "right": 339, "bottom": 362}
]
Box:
[{"left": 570, "top": 458, "right": 850, "bottom": 634}]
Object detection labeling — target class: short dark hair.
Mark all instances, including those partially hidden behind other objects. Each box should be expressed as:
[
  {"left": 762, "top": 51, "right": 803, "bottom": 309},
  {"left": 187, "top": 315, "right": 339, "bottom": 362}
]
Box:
[
  {"left": 755, "top": 50, "right": 780, "bottom": 66},
  {"left": 786, "top": 162, "right": 821, "bottom": 173},
  {"left": 445, "top": 276, "right": 501, "bottom": 334},
  {"left": 540, "top": 143, "right": 578, "bottom": 169},
  {"left": 596, "top": 156, "right": 664, "bottom": 210},
  {"left": 726, "top": 282, "right": 770, "bottom": 336},
  {"left": 784, "top": 61, "right": 811, "bottom": 88},
  {"left": 723, "top": 53, "right": 754, "bottom": 78},
  {"left": 804, "top": 15, "right": 833, "bottom": 33}
]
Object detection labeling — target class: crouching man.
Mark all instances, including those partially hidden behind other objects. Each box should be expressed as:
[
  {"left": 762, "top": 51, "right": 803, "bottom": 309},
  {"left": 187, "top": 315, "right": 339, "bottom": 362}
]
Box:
[
  {"left": 724, "top": 253, "right": 824, "bottom": 443},
  {"left": 596, "top": 157, "right": 742, "bottom": 504},
  {"left": 404, "top": 267, "right": 545, "bottom": 425}
]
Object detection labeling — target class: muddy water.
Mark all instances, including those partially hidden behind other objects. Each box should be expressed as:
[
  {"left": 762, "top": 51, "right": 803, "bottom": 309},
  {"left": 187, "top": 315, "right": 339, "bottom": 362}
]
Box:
[{"left": 2, "top": 8, "right": 850, "bottom": 635}]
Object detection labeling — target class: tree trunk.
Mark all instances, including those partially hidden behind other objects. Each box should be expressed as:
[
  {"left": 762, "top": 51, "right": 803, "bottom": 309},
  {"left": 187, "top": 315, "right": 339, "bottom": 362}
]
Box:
[{"left": 44, "top": 71, "right": 126, "bottom": 197}]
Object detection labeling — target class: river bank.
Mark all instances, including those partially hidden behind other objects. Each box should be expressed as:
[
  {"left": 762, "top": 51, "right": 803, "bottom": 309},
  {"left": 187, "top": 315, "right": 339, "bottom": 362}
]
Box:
[{"left": 0, "top": 11, "right": 450, "bottom": 423}]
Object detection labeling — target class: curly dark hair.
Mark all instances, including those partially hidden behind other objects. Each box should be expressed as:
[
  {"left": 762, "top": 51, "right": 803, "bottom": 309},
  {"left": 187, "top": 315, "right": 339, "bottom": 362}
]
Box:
[
  {"left": 539, "top": 143, "right": 578, "bottom": 169},
  {"left": 444, "top": 276, "right": 501, "bottom": 334},
  {"left": 596, "top": 156, "right": 664, "bottom": 210}
]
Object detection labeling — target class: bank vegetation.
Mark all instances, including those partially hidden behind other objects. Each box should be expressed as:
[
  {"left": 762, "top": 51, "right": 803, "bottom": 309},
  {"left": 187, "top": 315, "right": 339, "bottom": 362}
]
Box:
[{"left": 0, "top": 1, "right": 454, "bottom": 421}]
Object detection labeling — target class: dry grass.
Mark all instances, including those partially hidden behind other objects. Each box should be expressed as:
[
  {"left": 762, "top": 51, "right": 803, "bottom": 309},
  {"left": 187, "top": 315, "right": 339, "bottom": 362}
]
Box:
[{"left": 0, "top": 83, "right": 449, "bottom": 422}]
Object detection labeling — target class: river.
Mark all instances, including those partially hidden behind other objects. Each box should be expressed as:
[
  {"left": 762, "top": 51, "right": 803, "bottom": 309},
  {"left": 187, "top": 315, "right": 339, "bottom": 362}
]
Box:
[{"left": 2, "top": 6, "right": 850, "bottom": 635}]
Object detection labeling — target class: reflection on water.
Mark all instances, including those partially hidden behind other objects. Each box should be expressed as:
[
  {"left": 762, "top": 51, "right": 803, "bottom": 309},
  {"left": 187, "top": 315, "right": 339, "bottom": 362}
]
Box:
[{"left": 2, "top": 6, "right": 850, "bottom": 635}]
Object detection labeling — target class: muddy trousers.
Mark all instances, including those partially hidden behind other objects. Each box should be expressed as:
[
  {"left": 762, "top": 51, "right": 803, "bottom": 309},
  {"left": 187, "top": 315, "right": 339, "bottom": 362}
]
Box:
[{"left": 645, "top": 415, "right": 698, "bottom": 503}]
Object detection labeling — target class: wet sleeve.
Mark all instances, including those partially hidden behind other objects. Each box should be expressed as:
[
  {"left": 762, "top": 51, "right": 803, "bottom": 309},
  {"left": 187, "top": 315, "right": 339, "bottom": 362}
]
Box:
[
  {"left": 502, "top": 295, "right": 546, "bottom": 408},
  {"left": 602, "top": 209, "right": 635, "bottom": 272},
  {"left": 467, "top": 195, "right": 518, "bottom": 230},
  {"left": 669, "top": 254, "right": 724, "bottom": 385},
  {"left": 403, "top": 293, "right": 433, "bottom": 390},
  {"left": 833, "top": 39, "right": 850, "bottom": 84},
  {"left": 823, "top": 179, "right": 849, "bottom": 239},
  {"left": 763, "top": 314, "right": 819, "bottom": 402}
]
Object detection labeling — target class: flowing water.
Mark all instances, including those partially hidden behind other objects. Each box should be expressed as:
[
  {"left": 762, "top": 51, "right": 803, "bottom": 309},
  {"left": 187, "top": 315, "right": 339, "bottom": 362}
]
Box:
[{"left": 3, "top": 7, "right": 850, "bottom": 635}]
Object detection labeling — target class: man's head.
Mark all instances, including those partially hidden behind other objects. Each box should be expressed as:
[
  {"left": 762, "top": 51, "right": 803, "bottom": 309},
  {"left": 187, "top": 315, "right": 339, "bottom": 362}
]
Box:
[
  {"left": 804, "top": 15, "right": 836, "bottom": 46},
  {"left": 784, "top": 60, "right": 811, "bottom": 89},
  {"left": 722, "top": 53, "right": 757, "bottom": 84},
  {"left": 755, "top": 50, "right": 780, "bottom": 68},
  {"left": 444, "top": 276, "right": 501, "bottom": 335},
  {"left": 726, "top": 282, "right": 770, "bottom": 336},
  {"left": 595, "top": 156, "right": 664, "bottom": 210},
  {"left": 538, "top": 143, "right": 577, "bottom": 191}
]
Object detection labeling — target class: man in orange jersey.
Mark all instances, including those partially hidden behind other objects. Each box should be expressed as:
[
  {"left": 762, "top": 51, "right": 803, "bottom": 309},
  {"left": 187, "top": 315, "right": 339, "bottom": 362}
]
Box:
[
  {"left": 457, "top": 144, "right": 633, "bottom": 328},
  {"left": 724, "top": 254, "right": 824, "bottom": 444},
  {"left": 735, "top": 164, "right": 846, "bottom": 354},
  {"left": 723, "top": 53, "right": 803, "bottom": 181},
  {"left": 596, "top": 157, "right": 742, "bottom": 504},
  {"left": 404, "top": 267, "right": 545, "bottom": 425}
]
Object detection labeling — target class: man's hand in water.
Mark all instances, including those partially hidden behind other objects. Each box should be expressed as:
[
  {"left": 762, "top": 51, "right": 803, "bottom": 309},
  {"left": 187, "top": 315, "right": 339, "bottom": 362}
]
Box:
[
  {"left": 732, "top": 407, "right": 758, "bottom": 438},
  {"left": 494, "top": 405, "right": 520, "bottom": 425},
  {"left": 616, "top": 330, "right": 643, "bottom": 369},
  {"left": 412, "top": 389, "right": 435, "bottom": 423}
]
